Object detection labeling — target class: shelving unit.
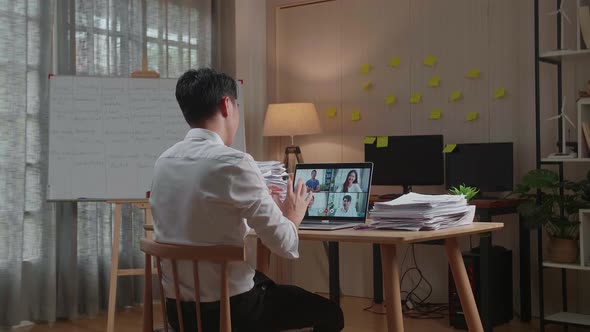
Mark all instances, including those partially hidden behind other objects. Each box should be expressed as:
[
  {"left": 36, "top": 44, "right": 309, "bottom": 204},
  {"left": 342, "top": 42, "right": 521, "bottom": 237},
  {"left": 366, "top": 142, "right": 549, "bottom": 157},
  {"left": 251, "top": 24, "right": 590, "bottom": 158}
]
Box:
[
  {"left": 540, "top": 49, "right": 590, "bottom": 62},
  {"left": 545, "top": 312, "right": 590, "bottom": 328},
  {"left": 534, "top": 1, "right": 590, "bottom": 331},
  {"left": 542, "top": 209, "right": 590, "bottom": 270}
]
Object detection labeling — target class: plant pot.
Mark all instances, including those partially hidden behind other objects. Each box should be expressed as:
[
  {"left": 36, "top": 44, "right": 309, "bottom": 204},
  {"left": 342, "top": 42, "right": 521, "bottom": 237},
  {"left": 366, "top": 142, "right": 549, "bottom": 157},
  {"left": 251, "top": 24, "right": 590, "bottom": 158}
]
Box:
[{"left": 546, "top": 237, "right": 579, "bottom": 263}]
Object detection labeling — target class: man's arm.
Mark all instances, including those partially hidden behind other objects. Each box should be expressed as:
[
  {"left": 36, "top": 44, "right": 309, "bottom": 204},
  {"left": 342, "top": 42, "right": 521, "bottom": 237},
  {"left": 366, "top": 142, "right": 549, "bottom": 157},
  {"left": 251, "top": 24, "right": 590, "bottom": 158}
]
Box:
[
  {"left": 227, "top": 155, "right": 310, "bottom": 259},
  {"left": 313, "top": 182, "right": 321, "bottom": 192}
]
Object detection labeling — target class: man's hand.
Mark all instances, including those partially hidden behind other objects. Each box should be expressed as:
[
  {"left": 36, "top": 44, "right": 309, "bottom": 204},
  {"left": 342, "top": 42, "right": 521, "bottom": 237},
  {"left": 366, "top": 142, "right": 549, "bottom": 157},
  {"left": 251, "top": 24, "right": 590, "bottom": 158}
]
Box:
[
  {"left": 268, "top": 184, "right": 284, "bottom": 198},
  {"left": 274, "top": 176, "right": 312, "bottom": 228}
]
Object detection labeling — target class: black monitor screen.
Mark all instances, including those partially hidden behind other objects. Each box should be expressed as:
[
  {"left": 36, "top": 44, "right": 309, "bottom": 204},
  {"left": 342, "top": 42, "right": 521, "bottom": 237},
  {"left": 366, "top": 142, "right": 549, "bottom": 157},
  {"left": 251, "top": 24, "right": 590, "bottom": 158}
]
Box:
[
  {"left": 364, "top": 135, "right": 444, "bottom": 186},
  {"left": 445, "top": 142, "right": 513, "bottom": 192}
]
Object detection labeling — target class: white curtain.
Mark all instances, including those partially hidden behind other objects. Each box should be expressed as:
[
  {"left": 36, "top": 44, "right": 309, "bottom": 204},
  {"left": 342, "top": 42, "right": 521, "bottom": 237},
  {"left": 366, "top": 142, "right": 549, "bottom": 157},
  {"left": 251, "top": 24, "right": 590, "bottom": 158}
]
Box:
[
  {"left": 0, "top": 0, "right": 57, "bottom": 326},
  {"left": 0, "top": 0, "right": 216, "bottom": 326}
]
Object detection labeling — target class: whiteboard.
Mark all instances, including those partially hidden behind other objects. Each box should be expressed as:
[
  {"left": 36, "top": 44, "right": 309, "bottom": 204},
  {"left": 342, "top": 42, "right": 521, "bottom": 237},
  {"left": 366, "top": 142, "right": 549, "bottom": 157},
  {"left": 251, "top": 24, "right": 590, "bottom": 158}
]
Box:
[{"left": 48, "top": 76, "right": 245, "bottom": 200}]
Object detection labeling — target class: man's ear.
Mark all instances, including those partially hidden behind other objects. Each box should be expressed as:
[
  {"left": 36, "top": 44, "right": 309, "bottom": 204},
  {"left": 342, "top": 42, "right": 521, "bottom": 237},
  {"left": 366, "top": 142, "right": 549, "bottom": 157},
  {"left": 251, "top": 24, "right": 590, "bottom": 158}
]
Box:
[{"left": 219, "top": 96, "right": 231, "bottom": 118}]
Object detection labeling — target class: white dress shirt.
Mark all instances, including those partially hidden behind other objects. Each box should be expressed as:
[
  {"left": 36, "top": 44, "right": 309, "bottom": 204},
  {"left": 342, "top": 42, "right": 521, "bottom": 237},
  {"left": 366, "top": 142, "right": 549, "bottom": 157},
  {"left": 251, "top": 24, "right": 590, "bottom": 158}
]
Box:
[
  {"left": 337, "top": 183, "right": 362, "bottom": 192},
  {"left": 149, "top": 128, "right": 299, "bottom": 302},
  {"left": 334, "top": 206, "right": 358, "bottom": 217}
]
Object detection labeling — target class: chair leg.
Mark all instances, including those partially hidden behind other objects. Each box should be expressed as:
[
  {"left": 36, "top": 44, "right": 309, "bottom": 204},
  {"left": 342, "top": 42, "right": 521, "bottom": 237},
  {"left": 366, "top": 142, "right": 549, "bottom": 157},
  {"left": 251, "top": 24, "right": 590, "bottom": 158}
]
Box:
[
  {"left": 220, "top": 262, "right": 231, "bottom": 332},
  {"left": 144, "top": 254, "right": 154, "bottom": 332}
]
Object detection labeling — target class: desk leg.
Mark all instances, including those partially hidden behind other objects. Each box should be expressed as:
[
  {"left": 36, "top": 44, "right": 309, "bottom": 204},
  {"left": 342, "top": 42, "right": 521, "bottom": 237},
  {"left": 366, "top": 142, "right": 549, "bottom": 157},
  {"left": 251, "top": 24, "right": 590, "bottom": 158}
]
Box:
[
  {"left": 446, "top": 237, "right": 483, "bottom": 332},
  {"left": 373, "top": 244, "right": 384, "bottom": 304},
  {"left": 477, "top": 208, "right": 493, "bottom": 331},
  {"left": 519, "top": 215, "right": 531, "bottom": 321},
  {"left": 480, "top": 233, "right": 492, "bottom": 332},
  {"left": 380, "top": 244, "right": 404, "bottom": 332},
  {"left": 107, "top": 203, "right": 122, "bottom": 332},
  {"left": 328, "top": 242, "right": 340, "bottom": 304}
]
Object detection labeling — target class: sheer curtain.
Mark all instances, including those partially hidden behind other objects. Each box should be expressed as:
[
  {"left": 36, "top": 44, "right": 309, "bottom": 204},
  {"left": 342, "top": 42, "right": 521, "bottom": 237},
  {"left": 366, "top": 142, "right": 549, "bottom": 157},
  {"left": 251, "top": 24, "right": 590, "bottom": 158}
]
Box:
[
  {"left": 0, "top": 0, "right": 216, "bottom": 326},
  {"left": 0, "top": 0, "right": 57, "bottom": 326}
]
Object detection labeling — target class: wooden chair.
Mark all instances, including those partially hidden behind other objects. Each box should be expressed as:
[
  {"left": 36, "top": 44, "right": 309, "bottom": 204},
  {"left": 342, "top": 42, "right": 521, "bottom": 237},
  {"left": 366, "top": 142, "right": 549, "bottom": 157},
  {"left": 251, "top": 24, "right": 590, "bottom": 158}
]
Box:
[{"left": 140, "top": 238, "right": 246, "bottom": 332}]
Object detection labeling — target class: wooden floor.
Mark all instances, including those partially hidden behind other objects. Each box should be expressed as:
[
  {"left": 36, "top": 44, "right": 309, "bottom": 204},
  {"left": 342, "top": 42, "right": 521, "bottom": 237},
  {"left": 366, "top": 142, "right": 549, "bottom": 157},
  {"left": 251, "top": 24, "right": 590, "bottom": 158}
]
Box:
[{"left": 14, "top": 296, "right": 550, "bottom": 332}]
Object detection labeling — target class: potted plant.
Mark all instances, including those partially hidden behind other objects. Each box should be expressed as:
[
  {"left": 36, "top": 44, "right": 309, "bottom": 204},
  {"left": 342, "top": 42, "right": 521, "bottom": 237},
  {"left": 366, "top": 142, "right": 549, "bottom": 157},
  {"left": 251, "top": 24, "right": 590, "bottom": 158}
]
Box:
[
  {"left": 511, "top": 169, "right": 589, "bottom": 263},
  {"left": 448, "top": 184, "right": 480, "bottom": 201}
]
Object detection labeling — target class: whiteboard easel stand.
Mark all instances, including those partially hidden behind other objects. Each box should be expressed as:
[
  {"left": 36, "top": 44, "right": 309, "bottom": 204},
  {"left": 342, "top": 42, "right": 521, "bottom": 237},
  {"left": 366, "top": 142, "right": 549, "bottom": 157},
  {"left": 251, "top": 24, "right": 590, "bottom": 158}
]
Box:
[
  {"left": 106, "top": 27, "right": 161, "bottom": 330},
  {"left": 106, "top": 199, "right": 155, "bottom": 332}
]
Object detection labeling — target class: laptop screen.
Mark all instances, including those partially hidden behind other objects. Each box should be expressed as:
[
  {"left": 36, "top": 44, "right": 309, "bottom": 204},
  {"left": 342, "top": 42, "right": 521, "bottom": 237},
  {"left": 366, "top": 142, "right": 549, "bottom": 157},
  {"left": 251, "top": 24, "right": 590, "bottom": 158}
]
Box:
[{"left": 294, "top": 162, "right": 373, "bottom": 222}]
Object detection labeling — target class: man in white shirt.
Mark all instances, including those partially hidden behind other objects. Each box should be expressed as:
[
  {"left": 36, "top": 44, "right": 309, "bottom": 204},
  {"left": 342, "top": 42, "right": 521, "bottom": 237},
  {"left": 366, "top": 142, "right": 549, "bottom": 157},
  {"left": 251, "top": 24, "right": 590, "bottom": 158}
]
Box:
[
  {"left": 334, "top": 195, "right": 358, "bottom": 217},
  {"left": 150, "top": 68, "right": 344, "bottom": 332}
]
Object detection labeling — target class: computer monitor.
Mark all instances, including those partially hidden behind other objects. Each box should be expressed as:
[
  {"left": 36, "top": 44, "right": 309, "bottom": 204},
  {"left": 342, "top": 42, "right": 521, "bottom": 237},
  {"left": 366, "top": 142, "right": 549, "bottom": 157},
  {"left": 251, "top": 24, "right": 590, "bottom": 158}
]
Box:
[
  {"left": 364, "top": 135, "right": 444, "bottom": 192},
  {"left": 445, "top": 142, "right": 513, "bottom": 193}
]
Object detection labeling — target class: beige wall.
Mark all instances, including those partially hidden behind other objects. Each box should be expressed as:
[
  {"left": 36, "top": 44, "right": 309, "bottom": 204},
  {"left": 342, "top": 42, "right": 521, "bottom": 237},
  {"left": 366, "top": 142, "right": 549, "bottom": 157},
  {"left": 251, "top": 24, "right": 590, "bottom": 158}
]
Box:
[
  {"left": 257, "top": 0, "right": 590, "bottom": 318},
  {"left": 235, "top": 0, "right": 268, "bottom": 160}
]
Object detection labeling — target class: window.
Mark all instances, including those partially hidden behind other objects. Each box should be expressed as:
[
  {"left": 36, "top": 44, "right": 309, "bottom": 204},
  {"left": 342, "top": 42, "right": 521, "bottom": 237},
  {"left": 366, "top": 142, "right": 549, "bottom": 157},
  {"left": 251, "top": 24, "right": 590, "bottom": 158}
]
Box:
[{"left": 68, "top": 0, "right": 209, "bottom": 77}]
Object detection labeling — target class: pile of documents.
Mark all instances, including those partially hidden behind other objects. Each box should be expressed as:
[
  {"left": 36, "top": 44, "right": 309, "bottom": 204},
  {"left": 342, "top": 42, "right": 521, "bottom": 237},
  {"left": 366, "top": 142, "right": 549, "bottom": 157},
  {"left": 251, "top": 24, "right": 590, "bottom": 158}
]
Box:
[
  {"left": 366, "top": 192, "right": 475, "bottom": 231},
  {"left": 256, "top": 161, "right": 288, "bottom": 201}
]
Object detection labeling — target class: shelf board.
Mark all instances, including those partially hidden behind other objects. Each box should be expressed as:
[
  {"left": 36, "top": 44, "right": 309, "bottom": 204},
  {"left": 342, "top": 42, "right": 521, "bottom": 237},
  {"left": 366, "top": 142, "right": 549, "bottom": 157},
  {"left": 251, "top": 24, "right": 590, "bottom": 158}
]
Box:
[
  {"left": 579, "top": 97, "right": 590, "bottom": 106},
  {"left": 540, "top": 49, "right": 590, "bottom": 61},
  {"left": 541, "top": 158, "right": 590, "bottom": 163},
  {"left": 543, "top": 261, "right": 590, "bottom": 271},
  {"left": 545, "top": 312, "right": 590, "bottom": 326}
]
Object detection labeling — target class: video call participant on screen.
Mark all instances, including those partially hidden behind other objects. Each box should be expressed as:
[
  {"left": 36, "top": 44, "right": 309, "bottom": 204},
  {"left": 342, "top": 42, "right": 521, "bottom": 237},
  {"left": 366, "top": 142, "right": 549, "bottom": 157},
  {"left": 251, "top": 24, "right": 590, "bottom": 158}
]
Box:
[
  {"left": 305, "top": 170, "right": 321, "bottom": 192},
  {"left": 150, "top": 68, "right": 343, "bottom": 332},
  {"left": 337, "top": 170, "right": 362, "bottom": 193},
  {"left": 334, "top": 195, "right": 358, "bottom": 217},
  {"left": 306, "top": 194, "right": 319, "bottom": 217}
]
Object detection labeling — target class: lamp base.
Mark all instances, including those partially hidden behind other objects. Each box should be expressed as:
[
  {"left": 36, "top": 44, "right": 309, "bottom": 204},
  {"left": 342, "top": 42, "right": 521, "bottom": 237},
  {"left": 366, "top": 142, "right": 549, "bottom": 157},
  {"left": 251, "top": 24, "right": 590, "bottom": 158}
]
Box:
[{"left": 284, "top": 145, "right": 304, "bottom": 174}]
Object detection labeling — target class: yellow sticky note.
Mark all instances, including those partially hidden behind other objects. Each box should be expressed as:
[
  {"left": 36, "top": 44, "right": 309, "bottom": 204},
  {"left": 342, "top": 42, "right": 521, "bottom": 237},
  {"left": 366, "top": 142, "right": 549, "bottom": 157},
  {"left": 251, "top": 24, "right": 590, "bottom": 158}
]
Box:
[
  {"left": 429, "top": 109, "right": 442, "bottom": 120},
  {"left": 410, "top": 93, "right": 422, "bottom": 104},
  {"left": 388, "top": 57, "right": 401, "bottom": 68},
  {"left": 360, "top": 64, "right": 372, "bottom": 74},
  {"left": 385, "top": 95, "right": 397, "bottom": 106},
  {"left": 450, "top": 90, "right": 462, "bottom": 102},
  {"left": 362, "top": 81, "right": 373, "bottom": 90},
  {"left": 428, "top": 76, "right": 441, "bottom": 88},
  {"left": 423, "top": 55, "right": 437, "bottom": 67},
  {"left": 466, "top": 68, "right": 481, "bottom": 79},
  {"left": 443, "top": 144, "right": 457, "bottom": 153},
  {"left": 494, "top": 88, "right": 506, "bottom": 99},
  {"left": 376, "top": 136, "right": 389, "bottom": 148},
  {"left": 326, "top": 107, "right": 337, "bottom": 118},
  {"left": 466, "top": 111, "right": 479, "bottom": 121},
  {"left": 364, "top": 136, "right": 376, "bottom": 144},
  {"left": 351, "top": 110, "right": 361, "bottom": 121}
]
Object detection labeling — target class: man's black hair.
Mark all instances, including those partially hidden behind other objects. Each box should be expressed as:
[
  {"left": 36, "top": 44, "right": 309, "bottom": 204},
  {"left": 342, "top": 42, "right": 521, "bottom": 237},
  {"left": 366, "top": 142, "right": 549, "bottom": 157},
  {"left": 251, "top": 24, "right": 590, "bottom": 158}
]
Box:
[
  {"left": 343, "top": 195, "right": 352, "bottom": 201},
  {"left": 175, "top": 68, "right": 237, "bottom": 126}
]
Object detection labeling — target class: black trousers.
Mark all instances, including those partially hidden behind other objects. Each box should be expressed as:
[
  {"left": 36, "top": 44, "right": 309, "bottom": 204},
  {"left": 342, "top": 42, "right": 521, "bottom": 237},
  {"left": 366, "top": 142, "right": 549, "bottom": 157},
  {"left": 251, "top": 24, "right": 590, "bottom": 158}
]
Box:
[{"left": 166, "top": 271, "right": 344, "bottom": 332}]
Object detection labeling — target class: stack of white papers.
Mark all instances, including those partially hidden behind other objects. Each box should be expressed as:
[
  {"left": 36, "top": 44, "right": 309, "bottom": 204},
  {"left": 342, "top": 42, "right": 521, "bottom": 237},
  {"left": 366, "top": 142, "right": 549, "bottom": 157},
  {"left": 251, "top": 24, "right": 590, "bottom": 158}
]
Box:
[
  {"left": 365, "top": 192, "right": 475, "bottom": 231},
  {"left": 256, "top": 161, "right": 288, "bottom": 201}
]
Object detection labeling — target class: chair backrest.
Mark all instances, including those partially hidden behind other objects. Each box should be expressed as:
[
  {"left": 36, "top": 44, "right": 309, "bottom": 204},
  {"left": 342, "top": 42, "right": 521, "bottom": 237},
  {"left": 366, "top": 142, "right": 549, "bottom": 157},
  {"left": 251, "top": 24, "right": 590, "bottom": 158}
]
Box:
[{"left": 140, "top": 238, "right": 246, "bottom": 332}]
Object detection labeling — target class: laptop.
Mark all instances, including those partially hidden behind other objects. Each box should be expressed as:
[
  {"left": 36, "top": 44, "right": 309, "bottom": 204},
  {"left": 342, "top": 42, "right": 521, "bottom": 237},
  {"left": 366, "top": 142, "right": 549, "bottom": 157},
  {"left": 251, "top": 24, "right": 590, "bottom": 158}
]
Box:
[{"left": 294, "top": 162, "right": 373, "bottom": 230}]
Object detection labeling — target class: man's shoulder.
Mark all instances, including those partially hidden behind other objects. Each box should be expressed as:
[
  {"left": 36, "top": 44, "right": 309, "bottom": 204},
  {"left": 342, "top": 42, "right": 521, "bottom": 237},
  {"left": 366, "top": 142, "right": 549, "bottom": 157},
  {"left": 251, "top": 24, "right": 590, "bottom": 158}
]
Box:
[{"left": 157, "top": 140, "right": 252, "bottom": 166}]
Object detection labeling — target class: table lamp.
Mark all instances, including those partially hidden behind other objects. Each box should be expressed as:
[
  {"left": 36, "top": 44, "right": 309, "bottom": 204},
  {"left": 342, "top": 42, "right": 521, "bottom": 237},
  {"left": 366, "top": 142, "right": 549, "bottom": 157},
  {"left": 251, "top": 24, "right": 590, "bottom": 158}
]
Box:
[{"left": 263, "top": 103, "right": 322, "bottom": 173}]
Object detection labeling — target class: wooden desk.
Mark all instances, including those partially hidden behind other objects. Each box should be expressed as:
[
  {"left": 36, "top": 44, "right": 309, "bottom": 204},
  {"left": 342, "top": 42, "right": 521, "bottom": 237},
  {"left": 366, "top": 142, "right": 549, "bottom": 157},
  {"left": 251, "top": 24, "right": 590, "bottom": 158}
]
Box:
[
  {"left": 369, "top": 196, "right": 529, "bottom": 327},
  {"left": 257, "top": 222, "right": 503, "bottom": 332}
]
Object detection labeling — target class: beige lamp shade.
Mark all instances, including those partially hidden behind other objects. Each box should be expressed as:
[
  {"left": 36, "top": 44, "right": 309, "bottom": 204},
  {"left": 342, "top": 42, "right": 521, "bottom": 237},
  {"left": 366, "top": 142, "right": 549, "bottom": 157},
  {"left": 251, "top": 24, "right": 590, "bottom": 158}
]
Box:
[{"left": 263, "top": 103, "right": 322, "bottom": 137}]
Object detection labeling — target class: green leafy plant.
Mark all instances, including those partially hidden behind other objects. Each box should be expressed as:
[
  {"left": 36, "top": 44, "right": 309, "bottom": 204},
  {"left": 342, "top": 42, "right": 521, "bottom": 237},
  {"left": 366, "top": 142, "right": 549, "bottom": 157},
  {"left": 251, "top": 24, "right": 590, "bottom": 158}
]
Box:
[
  {"left": 511, "top": 169, "right": 588, "bottom": 239},
  {"left": 449, "top": 184, "right": 480, "bottom": 201}
]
